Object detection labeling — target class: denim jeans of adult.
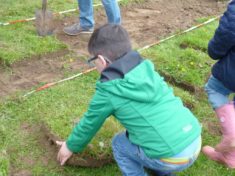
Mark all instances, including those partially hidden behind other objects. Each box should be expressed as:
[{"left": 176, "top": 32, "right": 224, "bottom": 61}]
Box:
[
  {"left": 205, "top": 76, "right": 234, "bottom": 109},
  {"left": 78, "top": 0, "right": 121, "bottom": 29},
  {"left": 112, "top": 132, "right": 201, "bottom": 176}
]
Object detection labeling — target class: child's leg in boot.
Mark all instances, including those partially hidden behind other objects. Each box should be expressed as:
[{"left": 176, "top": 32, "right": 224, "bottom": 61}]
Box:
[
  {"left": 204, "top": 76, "right": 235, "bottom": 152},
  {"left": 203, "top": 146, "right": 235, "bottom": 168},
  {"left": 214, "top": 103, "right": 235, "bottom": 152}
]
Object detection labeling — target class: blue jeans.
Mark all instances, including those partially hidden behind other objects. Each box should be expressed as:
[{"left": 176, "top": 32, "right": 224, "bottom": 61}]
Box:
[
  {"left": 112, "top": 132, "right": 201, "bottom": 176},
  {"left": 205, "top": 76, "right": 234, "bottom": 109},
  {"left": 78, "top": 0, "right": 121, "bottom": 29}
]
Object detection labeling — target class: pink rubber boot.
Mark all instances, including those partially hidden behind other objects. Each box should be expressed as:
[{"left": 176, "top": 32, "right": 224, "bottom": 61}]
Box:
[
  {"left": 202, "top": 146, "right": 235, "bottom": 168},
  {"left": 202, "top": 103, "right": 235, "bottom": 168},
  {"left": 215, "top": 103, "right": 235, "bottom": 152}
]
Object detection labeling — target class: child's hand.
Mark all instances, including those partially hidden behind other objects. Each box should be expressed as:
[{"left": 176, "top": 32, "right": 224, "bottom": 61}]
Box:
[{"left": 56, "top": 141, "right": 73, "bottom": 166}]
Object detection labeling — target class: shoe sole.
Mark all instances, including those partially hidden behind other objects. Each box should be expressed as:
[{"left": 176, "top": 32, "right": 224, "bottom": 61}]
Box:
[{"left": 63, "top": 29, "right": 93, "bottom": 36}]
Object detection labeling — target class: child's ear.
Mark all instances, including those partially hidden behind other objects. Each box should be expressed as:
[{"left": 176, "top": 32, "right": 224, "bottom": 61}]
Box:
[{"left": 97, "top": 55, "right": 108, "bottom": 66}]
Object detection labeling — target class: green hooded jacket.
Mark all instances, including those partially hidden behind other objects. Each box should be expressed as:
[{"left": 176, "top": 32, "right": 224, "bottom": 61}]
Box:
[{"left": 66, "top": 51, "right": 201, "bottom": 158}]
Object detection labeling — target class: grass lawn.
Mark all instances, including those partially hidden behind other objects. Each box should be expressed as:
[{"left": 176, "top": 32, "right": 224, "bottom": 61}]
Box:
[
  {"left": 0, "top": 0, "right": 79, "bottom": 65},
  {"left": 141, "top": 19, "right": 218, "bottom": 89},
  {"left": 0, "top": 70, "right": 203, "bottom": 176},
  {"left": 0, "top": 69, "right": 234, "bottom": 175},
  {"left": 0, "top": 0, "right": 130, "bottom": 65},
  {"left": 0, "top": 23, "right": 66, "bottom": 65},
  {"left": 1, "top": 6, "right": 235, "bottom": 175}
]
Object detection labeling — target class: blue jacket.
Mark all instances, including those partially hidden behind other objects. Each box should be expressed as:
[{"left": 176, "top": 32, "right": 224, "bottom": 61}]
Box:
[{"left": 209, "top": 0, "right": 235, "bottom": 92}]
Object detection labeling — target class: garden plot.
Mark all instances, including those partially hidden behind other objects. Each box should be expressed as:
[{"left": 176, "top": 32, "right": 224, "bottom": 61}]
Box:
[
  {"left": 1, "top": 0, "right": 234, "bottom": 175},
  {"left": 57, "top": 0, "right": 226, "bottom": 55},
  {"left": 0, "top": 0, "right": 227, "bottom": 100}
]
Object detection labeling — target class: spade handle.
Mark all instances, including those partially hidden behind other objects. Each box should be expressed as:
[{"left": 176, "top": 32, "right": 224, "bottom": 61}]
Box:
[{"left": 42, "top": 0, "right": 47, "bottom": 13}]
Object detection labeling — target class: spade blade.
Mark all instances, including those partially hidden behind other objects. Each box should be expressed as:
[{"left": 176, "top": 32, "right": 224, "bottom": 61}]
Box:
[{"left": 35, "top": 0, "right": 54, "bottom": 36}]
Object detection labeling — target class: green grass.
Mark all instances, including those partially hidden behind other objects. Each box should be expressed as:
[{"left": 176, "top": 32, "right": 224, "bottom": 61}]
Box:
[
  {"left": 0, "top": 70, "right": 203, "bottom": 175},
  {"left": 0, "top": 0, "right": 131, "bottom": 65},
  {"left": 141, "top": 21, "right": 218, "bottom": 89},
  {"left": 0, "top": 71, "right": 121, "bottom": 175},
  {"left": 0, "top": 0, "right": 80, "bottom": 65},
  {"left": 0, "top": 23, "right": 66, "bottom": 65},
  {"left": 0, "top": 0, "right": 78, "bottom": 22},
  {"left": 1, "top": 7, "right": 235, "bottom": 175},
  {"left": 1, "top": 70, "right": 235, "bottom": 175}
]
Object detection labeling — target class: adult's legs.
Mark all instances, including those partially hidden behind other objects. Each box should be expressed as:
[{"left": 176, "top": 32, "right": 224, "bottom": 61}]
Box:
[
  {"left": 102, "top": 0, "right": 121, "bottom": 24},
  {"left": 78, "top": 0, "right": 94, "bottom": 29},
  {"left": 63, "top": 0, "right": 94, "bottom": 35}
]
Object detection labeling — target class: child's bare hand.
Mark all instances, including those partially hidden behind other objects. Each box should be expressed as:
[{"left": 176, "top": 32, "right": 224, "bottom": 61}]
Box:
[{"left": 56, "top": 141, "right": 73, "bottom": 166}]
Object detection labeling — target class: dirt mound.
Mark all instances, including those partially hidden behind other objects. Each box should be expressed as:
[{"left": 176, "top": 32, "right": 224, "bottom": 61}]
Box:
[{"left": 0, "top": 0, "right": 227, "bottom": 100}]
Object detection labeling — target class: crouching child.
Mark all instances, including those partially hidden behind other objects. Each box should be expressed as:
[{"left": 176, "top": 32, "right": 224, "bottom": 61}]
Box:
[{"left": 56, "top": 24, "right": 202, "bottom": 176}]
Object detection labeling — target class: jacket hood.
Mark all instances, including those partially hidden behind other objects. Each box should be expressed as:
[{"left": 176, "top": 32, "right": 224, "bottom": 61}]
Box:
[
  {"left": 100, "top": 51, "right": 143, "bottom": 82},
  {"left": 97, "top": 52, "right": 162, "bottom": 102}
]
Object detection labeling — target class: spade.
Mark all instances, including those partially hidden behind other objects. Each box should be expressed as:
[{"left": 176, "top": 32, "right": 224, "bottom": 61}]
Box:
[{"left": 35, "top": 0, "right": 54, "bottom": 36}]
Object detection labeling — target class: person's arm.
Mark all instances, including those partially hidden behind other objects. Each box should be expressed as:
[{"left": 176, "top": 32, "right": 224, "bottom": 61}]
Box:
[
  {"left": 57, "top": 89, "right": 113, "bottom": 165},
  {"left": 208, "top": 1, "right": 235, "bottom": 60},
  {"left": 66, "top": 89, "right": 113, "bottom": 153}
]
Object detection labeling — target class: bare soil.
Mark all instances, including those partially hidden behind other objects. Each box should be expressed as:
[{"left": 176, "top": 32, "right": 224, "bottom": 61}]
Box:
[
  {"left": 9, "top": 122, "right": 64, "bottom": 176},
  {"left": 203, "top": 120, "right": 222, "bottom": 136},
  {"left": 41, "top": 124, "right": 114, "bottom": 168},
  {"left": 0, "top": 0, "right": 227, "bottom": 100}
]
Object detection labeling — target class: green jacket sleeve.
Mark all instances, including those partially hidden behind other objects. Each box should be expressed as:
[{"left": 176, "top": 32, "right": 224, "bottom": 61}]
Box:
[{"left": 66, "top": 88, "right": 113, "bottom": 153}]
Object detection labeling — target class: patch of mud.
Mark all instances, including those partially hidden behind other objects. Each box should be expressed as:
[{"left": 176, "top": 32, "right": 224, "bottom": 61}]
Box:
[
  {"left": 11, "top": 170, "right": 32, "bottom": 176},
  {"left": 9, "top": 122, "right": 63, "bottom": 176},
  {"left": 0, "top": 0, "right": 227, "bottom": 99},
  {"left": 0, "top": 50, "right": 90, "bottom": 100},
  {"left": 56, "top": 0, "right": 226, "bottom": 53},
  {"left": 202, "top": 120, "right": 222, "bottom": 136},
  {"left": 184, "top": 102, "right": 194, "bottom": 110},
  {"left": 159, "top": 71, "right": 204, "bottom": 95},
  {"left": 41, "top": 124, "right": 114, "bottom": 167},
  {"left": 180, "top": 42, "right": 208, "bottom": 53}
]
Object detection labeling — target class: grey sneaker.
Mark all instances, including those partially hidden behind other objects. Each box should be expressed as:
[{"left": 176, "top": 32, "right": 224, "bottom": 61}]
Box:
[{"left": 63, "top": 23, "right": 94, "bottom": 36}]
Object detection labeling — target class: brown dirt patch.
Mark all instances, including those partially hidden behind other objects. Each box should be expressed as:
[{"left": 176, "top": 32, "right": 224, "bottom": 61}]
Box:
[
  {"left": 41, "top": 124, "right": 114, "bottom": 167},
  {"left": 9, "top": 122, "right": 64, "bottom": 176},
  {"left": 202, "top": 119, "right": 222, "bottom": 136},
  {"left": 56, "top": 0, "right": 226, "bottom": 53},
  {"left": 0, "top": 0, "right": 227, "bottom": 100},
  {"left": 160, "top": 71, "right": 204, "bottom": 95},
  {"left": 0, "top": 50, "right": 90, "bottom": 100}
]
